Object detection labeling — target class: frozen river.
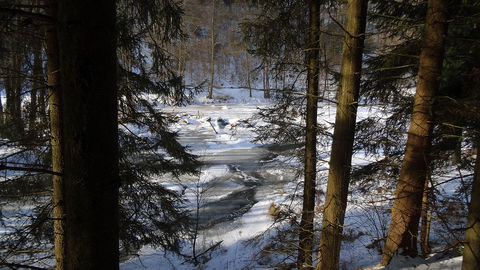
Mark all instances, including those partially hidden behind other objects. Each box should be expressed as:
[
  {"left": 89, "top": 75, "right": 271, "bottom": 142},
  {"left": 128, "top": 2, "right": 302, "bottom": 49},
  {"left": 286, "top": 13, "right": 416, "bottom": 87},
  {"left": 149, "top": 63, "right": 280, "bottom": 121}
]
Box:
[{"left": 162, "top": 102, "right": 297, "bottom": 229}]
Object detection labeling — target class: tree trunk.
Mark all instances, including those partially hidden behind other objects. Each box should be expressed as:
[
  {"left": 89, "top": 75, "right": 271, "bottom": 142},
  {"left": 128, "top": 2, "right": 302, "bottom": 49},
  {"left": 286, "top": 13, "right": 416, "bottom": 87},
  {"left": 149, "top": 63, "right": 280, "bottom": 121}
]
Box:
[
  {"left": 39, "top": 83, "right": 47, "bottom": 124},
  {"left": 172, "top": 39, "right": 185, "bottom": 105},
  {"left": 462, "top": 141, "right": 480, "bottom": 270},
  {"left": 119, "top": 50, "right": 135, "bottom": 115},
  {"left": 207, "top": 0, "right": 215, "bottom": 99},
  {"left": 57, "top": 0, "right": 119, "bottom": 268},
  {"left": 316, "top": 0, "right": 368, "bottom": 269},
  {"left": 46, "top": 1, "right": 65, "bottom": 268},
  {"left": 246, "top": 53, "right": 252, "bottom": 98},
  {"left": 13, "top": 54, "right": 23, "bottom": 133},
  {"left": 5, "top": 49, "right": 24, "bottom": 137},
  {"left": 381, "top": 0, "right": 448, "bottom": 265},
  {"left": 323, "top": 43, "right": 328, "bottom": 100},
  {"left": 263, "top": 59, "right": 270, "bottom": 99},
  {"left": 4, "top": 67, "right": 13, "bottom": 130},
  {"left": 420, "top": 171, "right": 432, "bottom": 256},
  {"left": 29, "top": 37, "right": 42, "bottom": 132},
  {"left": 0, "top": 82, "right": 4, "bottom": 126},
  {"left": 451, "top": 127, "right": 463, "bottom": 164},
  {"left": 297, "top": 0, "right": 320, "bottom": 268}
]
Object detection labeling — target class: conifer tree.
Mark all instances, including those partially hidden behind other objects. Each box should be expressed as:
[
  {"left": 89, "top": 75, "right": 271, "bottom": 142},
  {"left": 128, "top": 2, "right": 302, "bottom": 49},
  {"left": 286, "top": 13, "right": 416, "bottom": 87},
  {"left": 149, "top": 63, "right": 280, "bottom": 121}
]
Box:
[
  {"left": 57, "top": 0, "right": 119, "bottom": 267},
  {"left": 316, "top": 0, "right": 368, "bottom": 269},
  {"left": 1, "top": 1, "right": 198, "bottom": 266},
  {"left": 381, "top": 0, "right": 449, "bottom": 264},
  {"left": 45, "top": 0, "right": 65, "bottom": 268},
  {"left": 349, "top": 0, "right": 479, "bottom": 263},
  {"left": 463, "top": 138, "right": 480, "bottom": 270},
  {"left": 297, "top": 0, "right": 320, "bottom": 268}
]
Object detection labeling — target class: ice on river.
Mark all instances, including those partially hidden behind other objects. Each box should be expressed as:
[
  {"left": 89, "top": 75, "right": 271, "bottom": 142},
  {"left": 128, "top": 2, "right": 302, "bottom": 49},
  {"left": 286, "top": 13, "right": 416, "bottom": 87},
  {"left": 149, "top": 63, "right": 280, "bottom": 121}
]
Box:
[{"left": 121, "top": 87, "right": 465, "bottom": 270}]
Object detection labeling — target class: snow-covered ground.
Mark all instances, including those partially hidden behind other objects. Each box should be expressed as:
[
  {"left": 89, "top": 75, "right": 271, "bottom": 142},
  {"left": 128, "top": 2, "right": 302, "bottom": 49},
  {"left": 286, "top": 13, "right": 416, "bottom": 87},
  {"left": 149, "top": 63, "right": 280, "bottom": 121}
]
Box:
[{"left": 120, "top": 87, "right": 466, "bottom": 270}]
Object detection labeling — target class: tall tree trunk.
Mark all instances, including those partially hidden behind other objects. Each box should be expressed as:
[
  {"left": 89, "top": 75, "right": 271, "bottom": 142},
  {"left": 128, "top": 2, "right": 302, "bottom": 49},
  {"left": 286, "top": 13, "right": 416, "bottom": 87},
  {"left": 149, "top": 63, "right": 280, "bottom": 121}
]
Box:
[
  {"left": 119, "top": 50, "right": 134, "bottom": 115},
  {"left": 39, "top": 83, "right": 47, "bottom": 124},
  {"left": 207, "top": 0, "right": 215, "bottom": 99},
  {"left": 46, "top": 1, "right": 65, "bottom": 268},
  {"left": 462, "top": 141, "right": 480, "bottom": 270},
  {"left": 316, "top": 0, "right": 368, "bottom": 269},
  {"left": 451, "top": 127, "right": 463, "bottom": 164},
  {"left": 57, "top": 0, "right": 119, "bottom": 268},
  {"left": 322, "top": 43, "right": 328, "bottom": 100},
  {"left": 381, "top": 0, "right": 448, "bottom": 265},
  {"left": 13, "top": 54, "right": 23, "bottom": 133},
  {"left": 246, "top": 53, "right": 252, "bottom": 98},
  {"left": 263, "top": 59, "right": 270, "bottom": 99},
  {"left": 5, "top": 50, "right": 24, "bottom": 137},
  {"left": 29, "top": 38, "right": 42, "bottom": 132},
  {"left": 172, "top": 39, "right": 185, "bottom": 105},
  {"left": 297, "top": 0, "right": 320, "bottom": 268},
  {"left": 0, "top": 89, "right": 3, "bottom": 126},
  {"left": 5, "top": 68, "right": 14, "bottom": 128},
  {"left": 13, "top": 54, "right": 22, "bottom": 128}
]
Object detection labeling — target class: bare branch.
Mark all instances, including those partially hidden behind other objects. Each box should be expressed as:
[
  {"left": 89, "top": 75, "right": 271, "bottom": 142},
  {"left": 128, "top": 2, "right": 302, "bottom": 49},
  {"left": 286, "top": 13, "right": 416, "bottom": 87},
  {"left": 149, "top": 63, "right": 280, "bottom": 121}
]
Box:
[{"left": 0, "top": 164, "right": 61, "bottom": 176}]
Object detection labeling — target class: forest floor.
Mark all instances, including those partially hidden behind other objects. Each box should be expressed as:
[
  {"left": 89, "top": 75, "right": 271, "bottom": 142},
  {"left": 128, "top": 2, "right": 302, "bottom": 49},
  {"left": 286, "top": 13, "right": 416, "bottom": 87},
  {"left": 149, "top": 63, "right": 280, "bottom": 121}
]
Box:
[{"left": 120, "top": 87, "right": 466, "bottom": 270}]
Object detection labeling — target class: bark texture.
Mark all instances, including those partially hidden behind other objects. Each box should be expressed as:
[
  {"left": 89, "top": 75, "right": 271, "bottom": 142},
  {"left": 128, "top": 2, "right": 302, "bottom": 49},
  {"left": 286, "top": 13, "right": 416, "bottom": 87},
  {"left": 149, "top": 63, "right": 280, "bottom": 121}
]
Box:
[
  {"left": 462, "top": 146, "right": 480, "bottom": 270},
  {"left": 381, "top": 0, "right": 448, "bottom": 265},
  {"left": 57, "top": 0, "right": 120, "bottom": 268},
  {"left": 297, "top": 0, "right": 320, "bottom": 268},
  {"left": 316, "top": 0, "right": 367, "bottom": 269},
  {"left": 46, "top": 1, "right": 65, "bottom": 268}
]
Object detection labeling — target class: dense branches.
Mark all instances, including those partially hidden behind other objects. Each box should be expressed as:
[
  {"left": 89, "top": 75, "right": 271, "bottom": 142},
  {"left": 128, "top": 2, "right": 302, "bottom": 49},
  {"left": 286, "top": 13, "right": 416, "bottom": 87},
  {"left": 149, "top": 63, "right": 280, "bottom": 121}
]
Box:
[{"left": 0, "top": 0, "right": 200, "bottom": 267}]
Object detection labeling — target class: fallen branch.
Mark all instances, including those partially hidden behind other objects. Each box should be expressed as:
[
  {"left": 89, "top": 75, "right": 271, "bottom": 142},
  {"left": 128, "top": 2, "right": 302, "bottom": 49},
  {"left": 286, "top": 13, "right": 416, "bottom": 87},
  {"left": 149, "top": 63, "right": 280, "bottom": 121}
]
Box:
[{"left": 206, "top": 118, "right": 218, "bottom": 134}]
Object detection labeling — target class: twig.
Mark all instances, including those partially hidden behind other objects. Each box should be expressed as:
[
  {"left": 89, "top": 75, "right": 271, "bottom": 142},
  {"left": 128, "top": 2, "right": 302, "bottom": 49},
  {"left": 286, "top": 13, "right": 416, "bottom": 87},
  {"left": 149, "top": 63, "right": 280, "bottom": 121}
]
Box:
[
  {"left": 0, "top": 262, "right": 47, "bottom": 270},
  {"left": 0, "top": 164, "right": 61, "bottom": 176},
  {"left": 184, "top": 240, "right": 223, "bottom": 264},
  {"left": 206, "top": 118, "right": 218, "bottom": 134}
]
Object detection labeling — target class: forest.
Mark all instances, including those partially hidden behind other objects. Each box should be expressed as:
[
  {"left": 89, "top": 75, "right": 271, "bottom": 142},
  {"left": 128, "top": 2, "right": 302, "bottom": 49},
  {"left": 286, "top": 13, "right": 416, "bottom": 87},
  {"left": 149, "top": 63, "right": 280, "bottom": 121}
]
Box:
[{"left": 0, "top": 0, "right": 479, "bottom": 269}]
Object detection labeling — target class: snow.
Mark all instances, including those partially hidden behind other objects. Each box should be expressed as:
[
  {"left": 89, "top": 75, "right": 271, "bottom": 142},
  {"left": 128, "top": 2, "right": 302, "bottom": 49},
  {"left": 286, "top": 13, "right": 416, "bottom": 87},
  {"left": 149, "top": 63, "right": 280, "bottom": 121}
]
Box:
[
  {"left": 369, "top": 255, "right": 463, "bottom": 270},
  {"left": 118, "top": 87, "right": 470, "bottom": 269},
  {"left": 2, "top": 87, "right": 466, "bottom": 269},
  {"left": 193, "top": 87, "right": 268, "bottom": 105},
  {"left": 135, "top": 88, "right": 464, "bottom": 269}
]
